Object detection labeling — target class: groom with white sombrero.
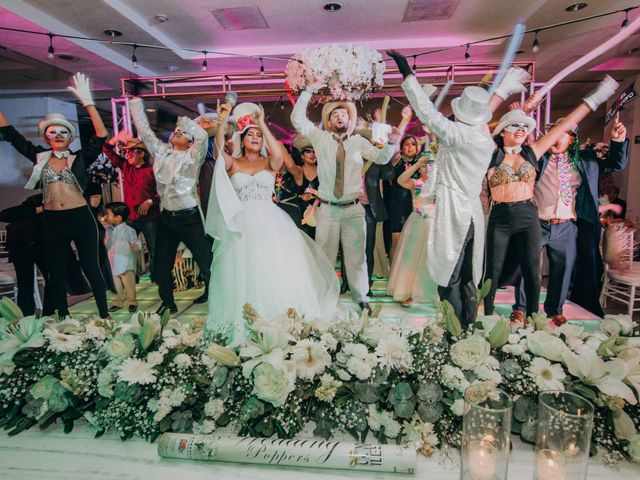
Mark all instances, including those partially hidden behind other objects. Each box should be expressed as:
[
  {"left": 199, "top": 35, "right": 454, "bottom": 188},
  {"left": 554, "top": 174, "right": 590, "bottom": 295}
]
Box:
[
  {"left": 388, "top": 51, "right": 527, "bottom": 327},
  {"left": 291, "top": 84, "right": 400, "bottom": 313}
]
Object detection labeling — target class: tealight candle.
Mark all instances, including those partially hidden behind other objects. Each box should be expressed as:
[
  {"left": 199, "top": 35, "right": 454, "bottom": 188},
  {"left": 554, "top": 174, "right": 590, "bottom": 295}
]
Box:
[
  {"left": 536, "top": 449, "right": 566, "bottom": 480},
  {"left": 468, "top": 440, "right": 497, "bottom": 480}
]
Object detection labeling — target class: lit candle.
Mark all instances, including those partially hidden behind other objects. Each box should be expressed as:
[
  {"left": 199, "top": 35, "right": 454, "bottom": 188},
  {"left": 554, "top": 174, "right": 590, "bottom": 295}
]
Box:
[
  {"left": 537, "top": 449, "right": 566, "bottom": 480},
  {"left": 468, "top": 440, "right": 497, "bottom": 480}
]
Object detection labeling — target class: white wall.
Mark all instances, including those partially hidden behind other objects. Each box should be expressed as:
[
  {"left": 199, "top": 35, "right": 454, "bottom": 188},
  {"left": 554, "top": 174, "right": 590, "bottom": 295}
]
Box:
[{"left": 0, "top": 97, "right": 80, "bottom": 214}]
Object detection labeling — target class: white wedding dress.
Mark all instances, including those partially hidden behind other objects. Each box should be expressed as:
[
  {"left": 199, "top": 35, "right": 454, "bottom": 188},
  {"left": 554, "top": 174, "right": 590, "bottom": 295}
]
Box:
[{"left": 204, "top": 161, "right": 339, "bottom": 341}]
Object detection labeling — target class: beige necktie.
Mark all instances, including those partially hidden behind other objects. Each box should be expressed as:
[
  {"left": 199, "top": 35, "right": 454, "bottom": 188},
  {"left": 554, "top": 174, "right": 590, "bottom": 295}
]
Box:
[{"left": 333, "top": 134, "right": 346, "bottom": 199}]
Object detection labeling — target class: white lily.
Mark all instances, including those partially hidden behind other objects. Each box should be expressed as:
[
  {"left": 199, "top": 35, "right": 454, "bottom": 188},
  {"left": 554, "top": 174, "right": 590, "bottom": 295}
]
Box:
[
  {"left": 618, "top": 348, "right": 640, "bottom": 397},
  {"left": 0, "top": 316, "right": 47, "bottom": 367},
  {"left": 613, "top": 409, "right": 637, "bottom": 441},
  {"left": 562, "top": 350, "right": 637, "bottom": 405}
]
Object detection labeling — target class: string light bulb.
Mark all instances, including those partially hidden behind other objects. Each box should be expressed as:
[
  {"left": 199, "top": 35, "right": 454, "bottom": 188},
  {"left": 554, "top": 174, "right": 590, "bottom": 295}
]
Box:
[
  {"left": 532, "top": 30, "right": 540, "bottom": 53},
  {"left": 621, "top": 9, "right": 630, "bottom": 28},
  {"left": 259, "top": 57, "right": 264, "bottom": 75},
  {"left": 131, "top": 44, "right": 139, "bottom": 69},
  {"left": 47, "top": 33, "right": 55, "bottom": 60},
  {"left": 464, "top": 44, "right": 471, "bottom": 63},
  {"left": 412, "top": 55, "right": 417, "bottom": 71},
  {"left": 201, "top": 50, "right": 208, "bottom": 72}
]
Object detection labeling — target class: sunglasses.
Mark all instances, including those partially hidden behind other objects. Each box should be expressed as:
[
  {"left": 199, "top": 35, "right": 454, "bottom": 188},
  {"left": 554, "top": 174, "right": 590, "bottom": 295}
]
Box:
[
  {"left": 124, "top": 148, "right": 145, "bottom": 156},
  {"left": 503, "top": 123, "right": 529, "bottom": 133},
  {"left": 45, "top": 127, "right": 71, "bottom": 140}
]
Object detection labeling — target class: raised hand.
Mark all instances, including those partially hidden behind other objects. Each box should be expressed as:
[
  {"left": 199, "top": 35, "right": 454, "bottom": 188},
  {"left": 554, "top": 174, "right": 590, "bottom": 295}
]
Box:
[
  {"left": 509, "top": 101, "right": 522, "bottom": 111},
  {"left": 216, "top": 99, "right": 232, "bottom": 121},
  {"left": 254, "top": 104, "right": 266, "bottom": 125},
  {"left": 610, "top": 118, "right": 627, "bottom": 142},
  {"left": 583, "top": 75, "right": 619, "bottom": 112},
  {"left": 68, "top": 72, "right": 95, "bottom": 107},
  {"left": 401, "top": 105, "right": 413, "bottom": 121},
  {"left": 388, "top": 126, "right": 401, "bottom": 144},
  {"left": 386, "top": 50, "right": 412, "bottom": 79},
  {"left": 494, "top": 67, "right": 531, "bottom": 100}
]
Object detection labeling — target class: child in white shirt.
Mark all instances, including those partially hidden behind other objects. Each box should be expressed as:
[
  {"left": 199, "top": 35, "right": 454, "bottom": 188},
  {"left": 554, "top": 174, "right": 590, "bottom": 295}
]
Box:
[{"left": 104, "top": 202, "right": 141, "bottom": 313}]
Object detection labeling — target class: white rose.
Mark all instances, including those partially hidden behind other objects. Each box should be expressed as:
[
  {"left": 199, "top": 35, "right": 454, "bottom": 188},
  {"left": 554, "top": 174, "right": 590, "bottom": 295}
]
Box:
[
  {"left": 252, "top": 358, "right": 296, "bottom": 407},
  {"left": 502, "top": 343, "right": 525, "bottom": 356},
  {"left": 106, "top": 334, "right": 135, "bottom": 360},
  {"left": 320, "top": 333, "right": 338, "bottom": 351},
  {"left": 527, "top": 330, "right": 568, "bottom": 362},
  {"left": 450, "top": 335, "right": 491, "bottom": 370}
]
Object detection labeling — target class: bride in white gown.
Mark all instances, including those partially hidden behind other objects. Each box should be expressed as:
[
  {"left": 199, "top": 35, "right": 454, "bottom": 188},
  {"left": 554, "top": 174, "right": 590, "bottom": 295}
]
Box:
[{"left": 204, "top": 100, "right": 339, "bottom": 341}]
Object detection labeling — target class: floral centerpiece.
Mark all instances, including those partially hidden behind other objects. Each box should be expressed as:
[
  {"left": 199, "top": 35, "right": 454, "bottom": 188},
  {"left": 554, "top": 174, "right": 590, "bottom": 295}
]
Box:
[
  {"left": 0, "top": 298, "right": 639, "bottom": 466},
  {"left": 285, "top": 44, "right": 385, "bottom": 101}
]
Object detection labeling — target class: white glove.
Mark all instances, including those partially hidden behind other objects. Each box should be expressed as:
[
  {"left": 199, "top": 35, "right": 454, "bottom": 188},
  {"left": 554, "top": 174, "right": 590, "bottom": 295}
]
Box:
[
  {"left": 67, "top": 72, "right": 95, "bottom": 107},
  {"left": 493, "top": 67, "right": 531, "bottom": 100},
  {"left": 583, "top": 75, "right": 619, "bottom": 111},
  {"left": 421, "top": 83, "right": 437, "bottom": 99}
]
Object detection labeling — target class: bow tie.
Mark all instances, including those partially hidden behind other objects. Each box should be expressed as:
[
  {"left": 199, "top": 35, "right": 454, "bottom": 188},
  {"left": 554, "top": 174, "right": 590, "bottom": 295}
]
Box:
[
  {"left": 504, "top": 146, "right": 522, "bottom": 155},
  {"left": 53, "top": 151, "right": 70, "bottom": 159}
]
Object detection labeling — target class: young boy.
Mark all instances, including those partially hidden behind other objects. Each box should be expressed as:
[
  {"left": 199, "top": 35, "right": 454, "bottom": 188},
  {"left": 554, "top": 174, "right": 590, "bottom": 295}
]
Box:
[{"left": 103, "top": 202, "right": 141, "bottom": 313}]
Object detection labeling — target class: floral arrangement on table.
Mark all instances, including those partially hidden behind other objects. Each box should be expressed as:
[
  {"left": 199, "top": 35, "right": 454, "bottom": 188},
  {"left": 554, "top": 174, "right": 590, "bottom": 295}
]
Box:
[
  {"left": 0, "top": 298, "right": 639, "bottom": 466},
  {"left": 88, "top": 153, "right": 119, "bottom": 185},
  {"left": 285, "top": 44, "right": 385, "bottom": 102}
]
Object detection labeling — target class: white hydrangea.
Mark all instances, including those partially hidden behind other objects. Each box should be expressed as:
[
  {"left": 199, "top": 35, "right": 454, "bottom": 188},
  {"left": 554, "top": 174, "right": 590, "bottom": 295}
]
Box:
[
  {"left": 173, "top": 353, "right": 192, "bottom": 369},
  {"left": 450, "top": 398, "right": 464, "bottom": 416},
  {"left": 204, "top": 399, "right": 225, "bottom": 420}
]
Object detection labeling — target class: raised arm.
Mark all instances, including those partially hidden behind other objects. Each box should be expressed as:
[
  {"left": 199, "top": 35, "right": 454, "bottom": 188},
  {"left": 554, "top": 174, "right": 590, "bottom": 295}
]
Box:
[
  {"left": 102, "top": 139, "right": 126, "bottom": 170},
  {"left": 290, "top": 89, "right": 323, "bottom": 144},
  {"left": 129, "top": 97, "right": 164, "bottom": 158},
  {"left": 531, "top": 76, "right": 619, "bottom": 159},
  {"left": 396, "top": 105, "right": 413, "bottom": 138},
  {"left": 360, "top": 128, "right": 399, "bottom": 165},
  {"left": 397, "top": 156, "right": 426, "bottom": 190},
  {"left": 281, "top": 144, "right": 303, "bottom": 185},
  {"left": 181, "top": 115, "right": 208, "bottom": 165},
  {"left": 0, "top": 112, "right": 43, "bottom": 163},
  {"left": 255, "top": 105, "right": 284, "bottom": 171},
  {"left": 600, "top": 118, "right": 628, "bottom": 171},
  {"left": 215, "top": 100, "right": 234, "bottom": 171}
]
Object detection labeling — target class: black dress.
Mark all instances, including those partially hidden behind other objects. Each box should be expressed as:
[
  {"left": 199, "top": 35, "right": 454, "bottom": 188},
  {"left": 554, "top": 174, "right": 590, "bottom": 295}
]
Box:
[
  {"left": 384, "top": 157, "right": 418, "bottom": 233},
  {"left": 275, "top": 171, "right": 319, "bottom": 239}
]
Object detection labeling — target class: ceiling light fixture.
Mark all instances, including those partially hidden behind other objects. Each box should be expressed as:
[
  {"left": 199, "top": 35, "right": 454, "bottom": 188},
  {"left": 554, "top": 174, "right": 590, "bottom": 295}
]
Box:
[
  {"left": 621, "top": 8, "right": 630, "bottom": 28},
  {"left": 464, "top": 44, "right": 471, "bottom": 63},
  {"left": 131, "top": 44, "right": 139, "bottom": 69},
  {"left": 323, "top": 3, "right": 342, "bottom": 12},
  {"left": 167, "top": 65, "right": 179, "bottom": 72},
  {"left": 154, "top": 14, "right": 169, "bottom": 23},
  {"left": 412, "top": 55, "right": 417, "bottom": 71},
  {"left": 201, "top": 50, "right": 208, "bottom": 72},
  {"left": 47, "top": 33, "right": 55, "bottom": 60},
  {"left": 532, "top": 30, "right": 540, "bottom": 53},
  {"left": 565, "top": 3, "right": 588, "bottom": 12},
  {"left": 103, "top": 29, "right": 122, "bottom": 38},
  {"left": 259, "top": 57, "right": 265, "bottom": 75}
]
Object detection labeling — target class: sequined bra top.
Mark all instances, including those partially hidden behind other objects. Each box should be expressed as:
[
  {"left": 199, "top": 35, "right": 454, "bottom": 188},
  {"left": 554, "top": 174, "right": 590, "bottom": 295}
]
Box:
[
  {"left": 488, "top": 162, "right": 536, "bottom": 188},
  {"left": 41, "top": 163, "right": 77, "bottom": 184},
  {"left": 231, "top": 170, "right": 274, "bottom": 202},
  {"left": 41, "top": 162, "right": 86, "bottom": 209},
  {"left": 488, "top": 161, "right": 536, "bottom": 204}
]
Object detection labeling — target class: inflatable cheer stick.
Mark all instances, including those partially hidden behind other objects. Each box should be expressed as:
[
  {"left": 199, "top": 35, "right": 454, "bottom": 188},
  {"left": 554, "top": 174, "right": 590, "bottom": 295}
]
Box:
[
  {"left": 488, "top": 21, "right": 526, "bottom": 96},
  {"left": 434, "top": 80, "right": 453, "bottom": 110},
  {"left": 531, "top": 13, "right": 640, "bottom": 105}
]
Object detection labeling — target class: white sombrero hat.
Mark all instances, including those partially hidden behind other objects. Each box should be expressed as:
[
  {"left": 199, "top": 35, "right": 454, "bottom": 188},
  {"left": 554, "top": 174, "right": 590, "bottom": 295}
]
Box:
[
  {"left": 230, "top": 102, "right": 267, "bottom": 157},
  {"left": 321, "top": 101, "right": 357, "bottom": 136},
  {"left": 38, "top": 113, "right": 76, "bottom": 139}
]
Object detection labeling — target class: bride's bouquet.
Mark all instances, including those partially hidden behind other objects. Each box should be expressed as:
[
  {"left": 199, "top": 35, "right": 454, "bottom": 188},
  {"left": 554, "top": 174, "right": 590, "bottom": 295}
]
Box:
[{"left": 285, "top": 44, "right": 385, "bottom": 102}]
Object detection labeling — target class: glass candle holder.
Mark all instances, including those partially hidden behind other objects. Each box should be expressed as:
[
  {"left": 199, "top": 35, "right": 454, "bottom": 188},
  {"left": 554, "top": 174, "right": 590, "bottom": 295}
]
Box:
[
  {"left": 461, "top": 384, "right": 512, "bottom": 480},
  {"left": 535, "top": 391, "right": 594, "bottom": 480}
]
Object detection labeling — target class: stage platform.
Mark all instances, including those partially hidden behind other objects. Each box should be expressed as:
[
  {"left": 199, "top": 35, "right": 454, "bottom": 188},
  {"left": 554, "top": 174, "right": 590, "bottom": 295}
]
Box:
[{"left": 69, "top": 276, "right": 602, "bottom": 331}]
